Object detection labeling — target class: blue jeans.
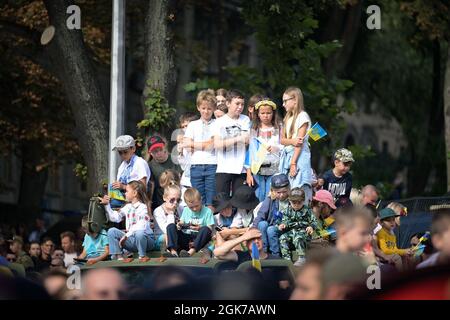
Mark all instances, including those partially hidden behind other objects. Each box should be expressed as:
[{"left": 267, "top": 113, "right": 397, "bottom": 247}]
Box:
[
  {"left": 257, "top": 221, "right": 280, "bottom": 256},
  {"left": 190, "top": 164, "right": 217, "bottom": 206},
  {"left": 254, "top": 175, "right": 272, "bottom": 202},
  {"left": 107, "top": 227, "right": 155, "bottom": 257}
]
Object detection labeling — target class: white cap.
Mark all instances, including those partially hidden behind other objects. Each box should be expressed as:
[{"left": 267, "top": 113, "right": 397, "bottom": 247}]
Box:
[{"left": 112, "top": 135, "right": 135, "bottom": 151}]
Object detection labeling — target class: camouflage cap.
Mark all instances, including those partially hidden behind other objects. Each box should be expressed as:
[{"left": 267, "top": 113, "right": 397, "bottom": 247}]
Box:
[{"left": 334, "top": 148, "right": 355, "bottom": 163}]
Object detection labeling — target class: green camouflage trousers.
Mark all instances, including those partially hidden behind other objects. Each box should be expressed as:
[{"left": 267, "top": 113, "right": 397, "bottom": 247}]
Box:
[{"left": 279, "top": 231, "right": 310, "bottom": 261}]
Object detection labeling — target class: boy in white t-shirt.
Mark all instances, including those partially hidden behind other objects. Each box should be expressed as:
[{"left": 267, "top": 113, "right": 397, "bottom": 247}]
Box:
[
  {"left": 212, "top": 89, "right": 251, "bottom": 197},
  {"left": 183, "top": 90, "right": 217, "bottom": 210}
]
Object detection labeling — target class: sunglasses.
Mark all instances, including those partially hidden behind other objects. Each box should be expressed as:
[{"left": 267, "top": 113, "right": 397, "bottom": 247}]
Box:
[
  {"left": 169, "top": 198, "right": 181, "bottom": 204},
  {"left": 282, "top": 97, "right": 294, "bottom": 104}
]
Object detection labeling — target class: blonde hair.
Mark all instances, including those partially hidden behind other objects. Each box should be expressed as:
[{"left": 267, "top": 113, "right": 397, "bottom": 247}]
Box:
[
  {"left": 163, "top": 184, "right": 181, "bottom": 198},
  {"left": 283, "top": 86, "right": 305, "bottom": 139},
  {"left": 159, "top": 169, "right": 181, "bottom": 190},
  {"left": 196, "top": 89, "right": 217, "bottom": 108},
  {"left": 350, "top": 188, "right": 363, "bottom": 206},
  {"left": 183, "top": 187, "right": 202, "bottom": 204},
  {"left": 387, "top": 202, "right": 406, "bottom": 216}
]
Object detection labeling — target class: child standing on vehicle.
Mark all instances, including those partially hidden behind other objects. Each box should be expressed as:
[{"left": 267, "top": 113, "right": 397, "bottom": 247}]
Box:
[
  {"left": 245, "top": 98, "right": 282, "bottom": 202},
  {"left": 100, "top": 180, "right": 155, "bottom": 262},
  {"left": 279, "top": 87, "right": 313, "bottom": 204}
]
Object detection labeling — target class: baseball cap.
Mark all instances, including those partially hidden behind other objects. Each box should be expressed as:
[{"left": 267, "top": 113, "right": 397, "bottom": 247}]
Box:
[
  {"left": 379, "top": 208, "right": 399, "bottom": 220},
  {"left": 148, "top": 136, "right": 166, "bottom": 153},
  {"left": 289, "top": 188, "right": 305, "bottom": 201},
  {"left": 313, "top": 190, "right": 337, "bottom": 210},
  {"left": 334, "top": 148, "right": 355, "bottom": 163},
  {"left": 271, "top": 174, "right": 290, "bottom": 189},
  {"left": 112, "top": 135, "right": 135, "bottom": 151}
]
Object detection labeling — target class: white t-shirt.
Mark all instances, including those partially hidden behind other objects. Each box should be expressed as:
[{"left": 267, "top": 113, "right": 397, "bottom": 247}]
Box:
[
  {"left": 285, "top": 111, "right": 311, "bottom": 139},
  {"left": 212, "top": 114, "right": 251, "bottom": 174},
  {"left": 184, "top": 118, "right": 217, "bottom": 165},
  {"left": 116, "top": 155, "right": 151, "bottom": 186},
  {"left": 63, "top": 252, "right": 77, "bottom": 267},
  {"left": 153, "top": 205, "right": 183, "bottom": 237}
]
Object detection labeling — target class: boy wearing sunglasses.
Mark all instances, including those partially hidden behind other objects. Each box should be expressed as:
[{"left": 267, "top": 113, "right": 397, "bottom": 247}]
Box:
[
  {"left": 278, "top": 188, "right": 318, "bottom": 266},
  {"left": 111, "top": 135, "right": 151, "bottom": 207}
]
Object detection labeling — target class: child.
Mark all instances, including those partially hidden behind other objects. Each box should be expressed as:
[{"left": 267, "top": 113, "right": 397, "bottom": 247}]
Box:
[
  {"left": 278, "top": 188, "right": 317, "bottom": 266},
  {"left": 176, "top": 112, "right": 199, "bottom": 193},
  {"left": 111, "top": 135, "right": 152, "bottom": 208},
  {"left": 212, "top": 89, "right": 251, "bottom": 197},
  {"left": 229, "top": 185, "right": 260, "bottom": 229},
  {"left": 246, "top": 94, "right": 264, "bottom": 122},
  {"left": 253, "top": 173, "right": 291, "bottom": 256},
  {"left": 377, "top": 208, "right": 414, "bottom": 270},
  {"left": 417, "top": 205, "right": 450, "bottom": 269},
  {"left": 148, "top": 135, "right": 181, "bottom": 210},
  {"left": 334, "top": 206, "right": 376, "bottom": 266},
  {"left": 159, "top": 169, "right": 185, "bottom": 208},
  {"left": 279, "top": 87, "right": 313, "bottom": 204},
  {"left": 101, "top": 180, "right": 155, "bottom": 262},
  {"left": 245, "top": 98, "right": 282, "bottom": 202},
  {"left": 77, "top": 216, "right": 109, "bottom": 265},
  {"left": 166, "top": 188, "right": 214, "bottom": 257},
  {"left": 386, "top": 202, "right": 407, "bottom": 227},
  {"left": 214, "top": 88, "right": 228, "bottom": 118},
  {"left": 310, "top": 190, "right": 336, "bottom": 247},
  {"left": 183, "top": 89, "right": 217, "bottom": 210},
  {"left": 153, "top": 184, "right": 183, "bottom": 257},
  {"left": 319, "top": 148, "right": 354, "bottom": 208}
]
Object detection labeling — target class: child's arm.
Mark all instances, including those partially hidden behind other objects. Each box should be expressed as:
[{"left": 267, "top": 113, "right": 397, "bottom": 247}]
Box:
[
  {"left": 78, "top": 248, "right": 87, "bottom": 260},
  {"left": 184, "top": 137, "right": 214, "bottom": 151},
  {"left": 102, "top": 201, "right": 125, "bottom": 223},
  {"left": 213, "top": 133, "right": 248, "bottom": 149},
  {"left": 87, "top": 246, "right": 109, "bottom": 265},
  {"left": 288, "top": 124, "right": 308, "bottom": 177}
]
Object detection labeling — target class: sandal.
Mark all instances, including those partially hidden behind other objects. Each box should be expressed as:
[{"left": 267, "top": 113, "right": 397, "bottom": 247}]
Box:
[
  {"left": 139, "top": 256, "right": 151, "bottom": 263},
  {"left": 122, "top": 257, "right": 134, "bottom": 263}
]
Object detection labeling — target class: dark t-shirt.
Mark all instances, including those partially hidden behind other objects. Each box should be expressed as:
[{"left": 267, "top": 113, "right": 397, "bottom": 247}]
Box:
[
  {"left": 149, "top": 158, "right": 181, "bottom": 209},
  {"left": 322, "top": 169, "right": 352, "bottom": 206}
]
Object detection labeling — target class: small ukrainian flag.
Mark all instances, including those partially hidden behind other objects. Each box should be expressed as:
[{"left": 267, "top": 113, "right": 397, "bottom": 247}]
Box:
[
  {"left": 307, "top": 122, "right": 327, "bottom": 142},
  {"left": 251, "top": 242, "right": 262, "bottom": 272}
]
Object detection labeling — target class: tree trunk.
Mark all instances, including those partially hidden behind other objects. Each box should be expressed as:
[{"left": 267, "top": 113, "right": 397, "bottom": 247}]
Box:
[
  {"left": 17, "top": 142, "right": 49, "bottom": 222},
  {"left": 143, "top": 0, "right": 177, "bottom": 115},
  {"left": 408, "top": 41, "right": 444, "bottom": 195},
  {"left": 444, "top": 43, "right": 450, "bottom": 192},
  {"left": 43, "top": 0, "right": 109, "bottom": 195},
  {"left": 175, "top": 4, "right": 195, "bottom": 107}
]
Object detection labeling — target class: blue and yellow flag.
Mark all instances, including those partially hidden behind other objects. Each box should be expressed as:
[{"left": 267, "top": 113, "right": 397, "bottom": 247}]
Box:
[
  {"left": 109, "top": 184, "right": 126, "bottom": 201},
  {"left": 318, "top": 227, "right": 336, "bottom": 239},
  {"left": 414, "top": 244, "right": 426, "bottom": 257},
  {"left": 251, "top": 242, "right": 262, "bottom": 272},
  {"left": 306, "top": 122, "right": 327, "bottom": 142},
  {"left": 413, "top": 231, "right": 430, "bottom": 251}
]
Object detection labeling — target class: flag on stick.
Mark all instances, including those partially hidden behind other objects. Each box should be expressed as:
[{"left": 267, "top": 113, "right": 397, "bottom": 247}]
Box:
[
  {"left": 305, "top": 122, "right": 327, "bottom": 142},
  {"left": 251, "top": 242, "right": 262, "bottom": 272}
]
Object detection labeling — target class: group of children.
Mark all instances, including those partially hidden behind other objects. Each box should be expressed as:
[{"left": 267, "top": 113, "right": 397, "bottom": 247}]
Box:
[{"left": 72, "top": 87, "right": 449, "bottom": 273}]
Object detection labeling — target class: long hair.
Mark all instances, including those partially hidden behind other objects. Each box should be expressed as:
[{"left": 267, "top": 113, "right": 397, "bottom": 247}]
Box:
[
  {"left": 283, "top": 87, "right": 305, "bottom": 139},
  {"left": 127, "top": 180, "right": 152, "bottom": 218},
  {"left": 159, "top": 169, "right": 181, "bottom": 189}
]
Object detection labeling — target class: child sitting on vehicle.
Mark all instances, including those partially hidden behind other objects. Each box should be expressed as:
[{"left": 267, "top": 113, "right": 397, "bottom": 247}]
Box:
[
  {"left": 77, "top": 216, "right": 109, "bottom": 265},
  {"left": 277, "top": 188, "right": 317, "bottom": 266}
]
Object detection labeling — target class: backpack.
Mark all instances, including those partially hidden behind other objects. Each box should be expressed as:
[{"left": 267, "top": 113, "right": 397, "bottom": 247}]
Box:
[{"left": 87, "top": 197, "right": 109, "bottom": 234}]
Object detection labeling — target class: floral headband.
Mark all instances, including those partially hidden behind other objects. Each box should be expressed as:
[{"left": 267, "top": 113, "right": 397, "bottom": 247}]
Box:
[{"left": 254, "top": 100, "right": 277, "bottom": 110}]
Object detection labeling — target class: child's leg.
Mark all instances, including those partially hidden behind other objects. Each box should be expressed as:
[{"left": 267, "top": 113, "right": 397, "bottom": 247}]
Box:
[
  {"left": 254, "top": 175, "right": 265, "bottom": 202},
  {"left": 191, "top": 165, "right": 206, "bottom": 205},
  {"left": 257, "top": 221, "right": 270, "bottom": 253},
  {"left": 107, "top": 227, "right": 125, "bottom": 259},
  {"left": 166, "top": 223, "right": 179, "bottom": 252},
  {"left": 204, "top": 165, "right": 217, "bottom": 208},
  {"left": 190, "top": 226, "right": 212, "bottom": 255},
  {"left": 266, "top": 225, "right": 281, "bottom": 256},
  {"left": 293, "top": 233, "right": 308, "bottom": 259},
  {"left": 279, "top": 233, "right": 292, "bottom": 261},
  {"left": 126, "top": 231, "right": 155, "bottom": 258}
]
